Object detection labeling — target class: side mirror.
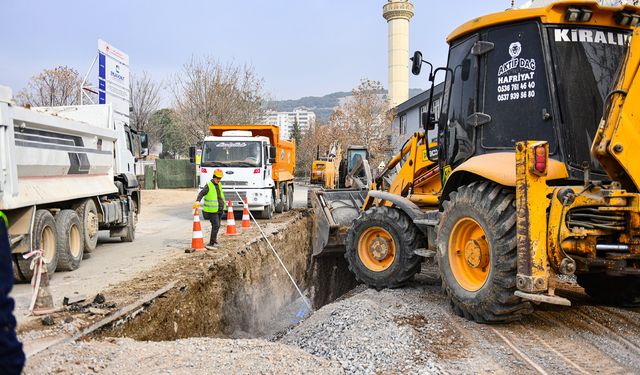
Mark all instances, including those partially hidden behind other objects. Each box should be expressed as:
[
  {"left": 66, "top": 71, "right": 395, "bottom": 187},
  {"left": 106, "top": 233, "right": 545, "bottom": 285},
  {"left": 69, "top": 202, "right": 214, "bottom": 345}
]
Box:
[
  {"left": 189, "top": 146, "right": 196, "bottom": 163},
  {"left": 411, "top": 51, "right": 423, "bottom": 76},
  {"left": 268, "top": 145, "right": 277, "bottom": 164},
  {"left": 422, "top": 112, "right": 437, "bottom": 131},
  {"left": 461, "top": 58, "right": 471, "bottom": 82},
  {"left": 139, "top": 132, "right": 149, "bottom": 157},
  {"left": 139, "top": 132, "right": 149, "bottom": 149}
]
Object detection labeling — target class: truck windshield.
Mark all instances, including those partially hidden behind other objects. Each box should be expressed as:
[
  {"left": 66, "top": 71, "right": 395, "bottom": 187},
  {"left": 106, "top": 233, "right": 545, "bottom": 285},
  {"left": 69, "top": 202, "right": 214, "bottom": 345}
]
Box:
[
  {"left": 548, "top": 26, "right": 630, "bottom": 172},
  {"left": 202, "top": 141, "right": 262, "bottom": 167}
]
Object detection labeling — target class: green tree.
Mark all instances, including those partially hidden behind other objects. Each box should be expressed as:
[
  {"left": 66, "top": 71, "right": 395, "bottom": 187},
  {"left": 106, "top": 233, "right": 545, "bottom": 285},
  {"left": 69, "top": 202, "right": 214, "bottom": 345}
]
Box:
[
  {"left": 149, "top": 108, "right": 188, "bottom": 159},
  {"left": 291, "top": 118, "right": 302, "bottom": 146}
]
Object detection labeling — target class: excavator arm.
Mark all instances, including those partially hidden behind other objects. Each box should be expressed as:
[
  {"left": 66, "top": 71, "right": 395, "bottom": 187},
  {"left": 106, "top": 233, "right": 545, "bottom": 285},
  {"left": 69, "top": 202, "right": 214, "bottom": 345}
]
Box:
[
  {"left": 364, "top": 132, "right": 440, "bottom": 210},
  {"left": 592, "top": 28, "right": 640, "bottom": 192}
]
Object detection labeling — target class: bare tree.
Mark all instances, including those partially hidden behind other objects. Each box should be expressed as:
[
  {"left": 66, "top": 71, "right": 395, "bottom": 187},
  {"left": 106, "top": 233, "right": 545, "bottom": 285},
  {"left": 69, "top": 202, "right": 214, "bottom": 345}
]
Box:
[
  {"left": 328, "top": 79, "right": 394, "bottom": 166},
  {"left": 17, "top": 66, "right": 82, "bottom": 106},
  {"left": 171, "top": 57, "right": 268, "bottom": 145},
  {"left": 297, "top": 118, "right": 333, "bottom": 176},
  {"left": 130, "top": 71, "right": 161, "bottom": 134},
  {"left": 296, "top": 80, "right": 394, "bottom": 175}
]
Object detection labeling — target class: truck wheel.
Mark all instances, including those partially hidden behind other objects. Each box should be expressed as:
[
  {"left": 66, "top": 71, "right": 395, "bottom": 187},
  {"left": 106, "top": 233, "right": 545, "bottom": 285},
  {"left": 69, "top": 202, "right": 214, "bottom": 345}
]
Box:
[
  {"left": 121, "top": 201, "right": 136, "bottom": 242},
  {"left": 578, "top": 274, "right": 640, "bottom": 306},
  {"left": 260, "top": 202, "right": 274, "bottom": 219},
  {"left": 288, "top": 185, "right": 294, "bottom": 210},
  {"left": 55, "top": 210, "right": 84, "bottom": 271},
  {"left": 345, "top": 206, "right": 422, "bottom": 290},
  {"left": 284, "top": 184, "right": 292, "bottom": 212},
  {"left": 75, "top": 198, "right": 99, "bottom": 253},
  {"left": 437, "top": 181, "right": 532, "bottom": 323},
  {"left": 15, "top": 210, "right": 59, "bottom": 280},
  {"left": 275, "top": 184, "right": 285, "bottom": 213}
]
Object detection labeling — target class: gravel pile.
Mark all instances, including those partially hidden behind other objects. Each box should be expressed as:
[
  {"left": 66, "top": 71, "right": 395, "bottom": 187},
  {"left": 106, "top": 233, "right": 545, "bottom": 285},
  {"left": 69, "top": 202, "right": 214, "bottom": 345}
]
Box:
[
  {"left": 25, "top": 337, "right": 343, "bottom": 374},
  {"left": 282, "top": 287, "right": 445, "bottom": 374}
]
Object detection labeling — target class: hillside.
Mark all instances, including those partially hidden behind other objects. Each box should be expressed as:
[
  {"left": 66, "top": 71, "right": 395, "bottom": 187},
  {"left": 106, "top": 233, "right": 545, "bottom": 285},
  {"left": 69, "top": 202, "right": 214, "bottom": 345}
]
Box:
[{"left": 269, "top": 88, "right": 423, "bottom": 122}]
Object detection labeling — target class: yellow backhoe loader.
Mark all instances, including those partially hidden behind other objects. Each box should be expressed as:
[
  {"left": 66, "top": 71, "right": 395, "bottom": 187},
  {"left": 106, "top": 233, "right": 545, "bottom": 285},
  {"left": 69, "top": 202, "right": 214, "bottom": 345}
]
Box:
[
  {"left": 310, "top": 141, "right": 341, "bottom": 189},
  {"left": 311, "top": 1, "right": 640, "bottom": 323}
]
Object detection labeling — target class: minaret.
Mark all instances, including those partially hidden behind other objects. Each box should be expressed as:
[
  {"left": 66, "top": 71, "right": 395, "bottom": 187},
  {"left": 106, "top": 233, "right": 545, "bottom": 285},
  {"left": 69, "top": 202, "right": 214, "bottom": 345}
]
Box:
[{"left": 383, "top": 0, "right": 414, "bottom": 107}]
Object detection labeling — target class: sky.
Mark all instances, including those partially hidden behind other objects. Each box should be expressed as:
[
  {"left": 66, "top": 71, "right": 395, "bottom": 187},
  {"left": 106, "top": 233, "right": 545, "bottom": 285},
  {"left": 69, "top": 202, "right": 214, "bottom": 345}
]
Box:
[{"left": 0, "top": 1, "right": 510, "bottom": 104}]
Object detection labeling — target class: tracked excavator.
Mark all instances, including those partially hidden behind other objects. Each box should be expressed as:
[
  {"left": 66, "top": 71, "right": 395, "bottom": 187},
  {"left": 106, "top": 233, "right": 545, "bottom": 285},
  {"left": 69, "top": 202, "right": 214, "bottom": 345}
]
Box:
[{"left": 310, "top": 1, "right": 640, "bottom": 322}]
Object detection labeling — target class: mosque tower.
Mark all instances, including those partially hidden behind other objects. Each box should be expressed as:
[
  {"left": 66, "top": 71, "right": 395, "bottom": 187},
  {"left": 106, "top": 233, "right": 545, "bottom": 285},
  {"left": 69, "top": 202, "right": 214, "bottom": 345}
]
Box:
[{"left": 383, "top": 0, "right": 414, "bottom": 107}]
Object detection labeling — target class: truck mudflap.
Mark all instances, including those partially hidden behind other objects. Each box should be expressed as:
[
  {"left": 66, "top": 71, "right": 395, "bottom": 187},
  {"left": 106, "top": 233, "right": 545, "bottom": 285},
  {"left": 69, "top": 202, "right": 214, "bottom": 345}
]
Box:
[{"left": 309, "top": 189, "right": 367, "bottom": 256}]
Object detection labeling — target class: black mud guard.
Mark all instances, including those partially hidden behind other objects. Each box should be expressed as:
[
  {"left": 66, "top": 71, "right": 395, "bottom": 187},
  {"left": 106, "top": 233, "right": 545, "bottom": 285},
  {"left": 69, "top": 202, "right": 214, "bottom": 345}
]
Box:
[{"left": 120, "top": 172, "right": 139, "bottom": 189}]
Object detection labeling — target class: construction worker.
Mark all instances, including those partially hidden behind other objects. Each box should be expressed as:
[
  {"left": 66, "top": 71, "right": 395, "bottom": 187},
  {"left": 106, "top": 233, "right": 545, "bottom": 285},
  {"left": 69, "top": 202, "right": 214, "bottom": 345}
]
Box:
[
  {"left": 194, "top": 169, "right": 227, "bottom": 250},
  {"left": 0, "top": 211, "right": 26, "bottom": 375}
]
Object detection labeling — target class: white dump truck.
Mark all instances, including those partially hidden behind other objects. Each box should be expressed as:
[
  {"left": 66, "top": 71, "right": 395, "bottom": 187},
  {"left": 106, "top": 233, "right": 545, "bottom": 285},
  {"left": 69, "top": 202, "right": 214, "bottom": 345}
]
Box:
[
  {"left": 0, "top": 86, "right": 146, "bottom": 281},
  {"left": 193, "top": 125, "right": 295, "bottom": 219}
]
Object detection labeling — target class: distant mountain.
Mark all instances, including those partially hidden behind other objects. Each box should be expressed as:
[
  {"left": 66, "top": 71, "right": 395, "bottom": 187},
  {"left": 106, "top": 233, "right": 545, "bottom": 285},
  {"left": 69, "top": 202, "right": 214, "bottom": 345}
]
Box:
[{"left": 269, "top": 88, "right": 424, "bottom": 123}]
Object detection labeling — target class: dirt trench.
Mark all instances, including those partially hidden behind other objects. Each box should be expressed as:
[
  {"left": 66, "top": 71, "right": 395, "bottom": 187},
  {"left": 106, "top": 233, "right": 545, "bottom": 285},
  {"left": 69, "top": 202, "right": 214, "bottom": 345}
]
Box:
[{"left": 103, "top": 211, "right": 357, "bottom": 341}]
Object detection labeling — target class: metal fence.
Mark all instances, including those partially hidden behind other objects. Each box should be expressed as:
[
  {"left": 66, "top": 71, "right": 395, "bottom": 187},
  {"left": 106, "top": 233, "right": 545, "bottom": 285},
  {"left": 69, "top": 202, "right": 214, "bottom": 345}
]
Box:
[{"left": 143, "top": 159, "right": 196, "bottom": 189}]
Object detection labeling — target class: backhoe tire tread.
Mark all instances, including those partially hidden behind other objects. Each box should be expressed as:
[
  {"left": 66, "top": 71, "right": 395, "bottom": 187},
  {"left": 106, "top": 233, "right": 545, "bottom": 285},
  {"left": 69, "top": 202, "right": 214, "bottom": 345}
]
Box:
[
  {"left": 345, "top": 206, "right": 422, "bottom": 290},
  {"left": 437, "top": 181, "right": 532, "bottom": 323}
]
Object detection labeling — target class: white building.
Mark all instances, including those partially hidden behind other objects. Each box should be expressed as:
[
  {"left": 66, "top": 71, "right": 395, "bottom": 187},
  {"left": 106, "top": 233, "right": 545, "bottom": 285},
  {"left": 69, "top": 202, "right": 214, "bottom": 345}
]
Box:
[{"left": 263, "top": 108, "right": 316, "bottom": 140}]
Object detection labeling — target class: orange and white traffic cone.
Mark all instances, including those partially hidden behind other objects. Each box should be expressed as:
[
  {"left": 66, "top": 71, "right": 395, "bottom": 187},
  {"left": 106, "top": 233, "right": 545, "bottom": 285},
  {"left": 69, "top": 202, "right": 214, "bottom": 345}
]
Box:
[
  {"left": 192, "top": 206, "right": 205, "bottom": 252},
  {"left": 225, "top": 200, "right": 238, "bottom": 236},
  {"left": 241, "top": 197, "right": 251, "bottom": 229}
]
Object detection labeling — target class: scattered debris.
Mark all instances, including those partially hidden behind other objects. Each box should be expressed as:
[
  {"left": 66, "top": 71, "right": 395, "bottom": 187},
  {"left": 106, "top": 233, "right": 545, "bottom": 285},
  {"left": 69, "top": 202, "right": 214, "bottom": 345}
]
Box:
[
  {"left": 63, "top": 295, "right": 87, "bottom": 306},
  {"left": 41, "top": 316, "right": 55, "bottom": 326},
  {"left": 88, "top": 308, "right": 109, "bottom": 316},
  {"left": 92, "top": 294, "right": 106, "bottom": 305}
]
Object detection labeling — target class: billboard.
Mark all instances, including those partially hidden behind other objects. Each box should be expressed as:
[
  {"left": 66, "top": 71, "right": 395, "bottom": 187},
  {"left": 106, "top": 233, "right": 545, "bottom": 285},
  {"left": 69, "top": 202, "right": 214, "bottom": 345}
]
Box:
[{"left": 97, "top": 39, "right": 130, "bottom": 120}]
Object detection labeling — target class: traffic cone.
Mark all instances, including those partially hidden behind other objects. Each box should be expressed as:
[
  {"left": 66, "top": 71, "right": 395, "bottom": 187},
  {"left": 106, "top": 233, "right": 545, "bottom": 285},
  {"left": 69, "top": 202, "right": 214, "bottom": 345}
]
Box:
[
  {"left": 25, "top": 250, "right": 56, "bottom": 315},
  {"left": 225, "top": 200, "right": 238, "bottom": 236},
  {"left": 241, "top": 197, "right": 251, "bottom": 229},
  {"left": 192, "top": 207, "right": 205, "bottom": 252},
  {"left": 32, "top": 266, "right": 55, "bottom": 315}
]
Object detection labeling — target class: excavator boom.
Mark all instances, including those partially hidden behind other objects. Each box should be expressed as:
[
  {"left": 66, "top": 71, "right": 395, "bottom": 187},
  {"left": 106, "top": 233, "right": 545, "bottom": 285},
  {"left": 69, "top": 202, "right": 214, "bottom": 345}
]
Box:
[{"left": 592, "top": 28, "right": 640, "bottom": 191}]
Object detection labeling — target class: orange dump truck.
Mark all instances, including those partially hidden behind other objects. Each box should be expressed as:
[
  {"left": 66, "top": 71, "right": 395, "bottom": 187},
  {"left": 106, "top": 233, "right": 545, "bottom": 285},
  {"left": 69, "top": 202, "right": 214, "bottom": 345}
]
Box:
[{"left": 199, "top": 125, "right": 295, "bottom": 219}]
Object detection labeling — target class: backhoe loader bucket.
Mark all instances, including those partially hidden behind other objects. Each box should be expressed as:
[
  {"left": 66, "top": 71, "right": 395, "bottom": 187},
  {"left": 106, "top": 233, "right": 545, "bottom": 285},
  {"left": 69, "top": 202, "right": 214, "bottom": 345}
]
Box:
[{"left": 309, "top": 189, "right": 367, "bottom": 256}]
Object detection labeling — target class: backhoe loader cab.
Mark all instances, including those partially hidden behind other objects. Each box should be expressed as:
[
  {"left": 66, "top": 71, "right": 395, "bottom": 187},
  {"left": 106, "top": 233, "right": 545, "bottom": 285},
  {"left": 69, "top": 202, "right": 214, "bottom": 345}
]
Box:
[
  {"left": 437, "top": 3, "right": 632, "bottom": 188},
  {"left": 336, "top": 1, "right": 640, "bottom": 323}
]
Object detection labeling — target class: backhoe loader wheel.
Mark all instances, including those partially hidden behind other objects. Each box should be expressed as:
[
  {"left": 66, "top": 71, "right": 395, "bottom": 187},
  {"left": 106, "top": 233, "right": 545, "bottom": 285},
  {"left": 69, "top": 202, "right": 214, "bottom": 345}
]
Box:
[
  {"left": 437, "top": 181, "right": 532, "bottom": 323},
  {"left": 578, "top": 274, "right": 640, "bottom": 307},
  {"left": 345, "top": 206, "right": 422, "bottom": 290}
]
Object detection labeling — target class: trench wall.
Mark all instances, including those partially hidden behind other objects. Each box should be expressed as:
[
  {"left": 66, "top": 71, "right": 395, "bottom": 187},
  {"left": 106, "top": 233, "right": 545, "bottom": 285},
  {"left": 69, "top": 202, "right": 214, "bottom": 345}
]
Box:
[{"left": 107, "top": 215, "right": 311, "bottom": 340}]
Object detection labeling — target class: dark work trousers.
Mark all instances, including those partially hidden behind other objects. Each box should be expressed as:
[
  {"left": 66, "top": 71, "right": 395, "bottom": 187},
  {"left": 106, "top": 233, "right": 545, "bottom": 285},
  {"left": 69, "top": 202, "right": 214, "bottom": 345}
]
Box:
[
  {"left": 0, "top": 220, "right": 26, "bottom": 375},
  {"left": 204, "top": 211, "right": 224, "bottom": 245}
]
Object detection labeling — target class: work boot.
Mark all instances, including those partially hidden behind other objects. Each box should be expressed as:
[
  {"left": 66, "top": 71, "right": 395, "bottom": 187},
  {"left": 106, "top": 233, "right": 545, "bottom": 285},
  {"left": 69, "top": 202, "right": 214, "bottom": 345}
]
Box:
[{"left": 205, "top": 243, "right": 218, "bottom": 250}]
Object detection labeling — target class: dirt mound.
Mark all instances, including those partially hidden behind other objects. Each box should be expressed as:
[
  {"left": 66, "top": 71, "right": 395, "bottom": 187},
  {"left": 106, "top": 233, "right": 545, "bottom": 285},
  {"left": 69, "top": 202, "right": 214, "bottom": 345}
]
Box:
[{"left": 282, "top": 287, "right": 446, "bottom": 374}]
